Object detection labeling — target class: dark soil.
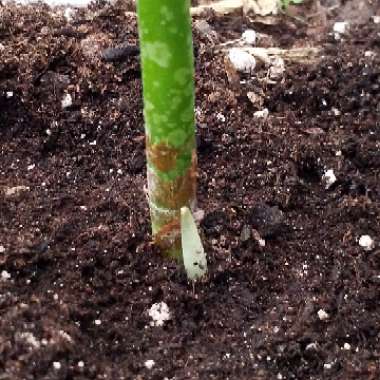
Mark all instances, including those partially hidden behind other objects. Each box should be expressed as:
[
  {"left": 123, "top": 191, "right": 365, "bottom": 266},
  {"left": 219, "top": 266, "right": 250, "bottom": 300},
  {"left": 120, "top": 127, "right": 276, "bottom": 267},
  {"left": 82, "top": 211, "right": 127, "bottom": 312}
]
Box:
[{"left": 1, "top": 1, "right": 380, "bottom": 379}]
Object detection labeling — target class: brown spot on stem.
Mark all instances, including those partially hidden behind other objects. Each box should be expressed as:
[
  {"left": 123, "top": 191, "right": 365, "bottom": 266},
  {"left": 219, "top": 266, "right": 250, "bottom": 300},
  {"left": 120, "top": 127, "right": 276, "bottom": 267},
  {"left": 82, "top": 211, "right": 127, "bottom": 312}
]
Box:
[
  {"left": 154, "top": 218, "right": 180, "bottom": 246},
  {"left": 146, "top": 140, "right": 179, "bottom": 172},
  {"left": 149, "top": 150, "right": 197, "bottom": 210}
]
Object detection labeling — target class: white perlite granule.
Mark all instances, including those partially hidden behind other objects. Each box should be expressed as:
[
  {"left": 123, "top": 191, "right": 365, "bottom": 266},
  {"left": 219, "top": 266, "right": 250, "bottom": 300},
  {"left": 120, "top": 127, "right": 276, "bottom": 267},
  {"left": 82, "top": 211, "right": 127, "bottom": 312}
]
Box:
[
  {"left": 1, "top": 270, "right": 11, "bottom": 280},
  {"left": 53, "top": 362, "right": 61, "bottom": 370},
  {"left": 317, "top": 309, "right": 329, "bottom": 321},
  {"left": 61, "top": 93, "right": 73, "bottom": 109},
  {"left": 358, "top": 235, "right": 375, "bottom": 251},
  {"left": 322, "top": 169, "right": 337, "bottom": 189},
  {"left": 144, "top": 359, "right": 155, "bottom": 370},
  {"left": 148, "top": 302, "right": 171, "bottom": 327},
  {"left": 242, "top": 29, "right": 256, "bottom": 45},
  {"left": 333, "top": 22, "right": 348, "bottom": 35},
  {"left": 228, "top": 48, "right": 256, "bottom": 73}
]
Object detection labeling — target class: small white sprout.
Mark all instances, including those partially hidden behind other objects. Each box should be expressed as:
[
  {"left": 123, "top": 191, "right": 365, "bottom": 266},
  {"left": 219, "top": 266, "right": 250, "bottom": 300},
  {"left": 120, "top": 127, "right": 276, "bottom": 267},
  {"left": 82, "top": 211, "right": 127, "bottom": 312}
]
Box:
[
  {"left": 148, "top": 302, "right": 171, "bottom": 326},
  {"left": 358, "top": 235, "right": 375, "bottom": 251},
  {"left": 181, "top": 207, "right": 208, "bottom": 281}
]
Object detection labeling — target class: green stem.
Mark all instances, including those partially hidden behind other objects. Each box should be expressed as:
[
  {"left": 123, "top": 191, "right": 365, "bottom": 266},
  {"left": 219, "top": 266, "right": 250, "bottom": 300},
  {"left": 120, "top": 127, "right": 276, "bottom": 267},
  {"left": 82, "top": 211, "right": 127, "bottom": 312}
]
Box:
[{"left": 137, "top": 0, "right": 197, "bottom": 258}]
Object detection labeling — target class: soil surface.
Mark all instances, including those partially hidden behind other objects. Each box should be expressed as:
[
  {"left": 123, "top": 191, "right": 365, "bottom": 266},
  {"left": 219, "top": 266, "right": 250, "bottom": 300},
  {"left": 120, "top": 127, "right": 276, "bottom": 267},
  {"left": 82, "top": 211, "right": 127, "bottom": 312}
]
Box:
[{"left": 1, "top": 1, "right": 380, "bottom": 379}]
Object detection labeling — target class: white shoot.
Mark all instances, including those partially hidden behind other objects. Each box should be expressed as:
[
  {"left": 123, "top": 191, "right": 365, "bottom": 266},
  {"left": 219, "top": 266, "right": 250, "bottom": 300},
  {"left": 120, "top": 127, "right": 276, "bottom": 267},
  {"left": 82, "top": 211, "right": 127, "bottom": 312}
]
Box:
[{"left": 180, "top": 207, "right": 207, "bottom": 280}]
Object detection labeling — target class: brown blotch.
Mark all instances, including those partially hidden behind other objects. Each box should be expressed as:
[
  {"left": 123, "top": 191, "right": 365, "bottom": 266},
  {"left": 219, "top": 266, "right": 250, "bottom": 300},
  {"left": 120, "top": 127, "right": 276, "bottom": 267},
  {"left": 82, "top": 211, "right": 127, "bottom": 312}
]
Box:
[
  {"left": 146, "top": 140, "right": 180, "bottom": 172},
  {"left": 150, "top": 150, "right": 197, "bottom": 210},
  {"left": 153, "top": 217, "right": 182, "bottom": 260}
]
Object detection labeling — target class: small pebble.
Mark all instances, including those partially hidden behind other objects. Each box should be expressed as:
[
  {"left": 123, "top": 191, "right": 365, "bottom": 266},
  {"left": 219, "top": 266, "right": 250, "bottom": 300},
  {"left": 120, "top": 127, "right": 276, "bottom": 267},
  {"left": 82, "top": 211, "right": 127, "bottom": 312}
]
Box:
[
  {"left": 331, "top": 107, "right": 341, "bottom": 116},
  {"left": 322, "top": 169, "right": 337, "bottom": 189},
  {"left": 194, "top": 19, "right": 216, "bottom": 40},
  {"left": 64, "top": 7, "right": 75, "bottom": 21},
  {"left": 249, "top": 203, "right": 284, "bottom": 238},
  {"left": 5, "top": 186, "right": 30, "bottom": 197},
  {"left": 324, "top": 362, "right": 333, "bottom": 370},
  {"left": 144, "top": 359, "right": 155, "bottom": 370},
  {"left": 61, "top": 93, "right": 73, "bottom": 109},
  {"left": 242, "top": 29, "right": 256, "bottom": 45},
  {"left": 27, "top": 164, "right": 35, "bottom": 171},
  {"left": 228, "top": 48, "right": 256, "bottom": 73},
  {"left": 6, "top": 91, "right": 13, "bottom": 98},
  {"left": 317, "top": 309, "right": 329, "bottom": 321},
  {"left": 373, "top": 16, "right": 380, "bottom": 24},
  {"left": 269, "top": 57, "right": 285, "bottom": 80},
  {"left": 216, "top": 113, "right": 226, "bottom": 123},
  {"left": 19, "top": 332, "right": 40, "bottom": 348},
  {"left": 306, "top": 342, "right": 318, "bottom": 351},
  {"left": 247, "top": 92, "right": 264, "bottom": 108},
  {"left": 253, "top": 108, "right": 269, "bottom": 119},
  {"left": 343, "top": 342, "right": 351, "bottom": 350},
  {"left": 258, "top": 239, "right": 266, "bottom": 247},
  {"left": 1, "top": 270, "right": 11, "bottom": 280},
  {"left": 53, "top": 362, "right": 61, "bottom": 370},
  {"left": 94, "top": 319, "right": 102, "bottom": 325},
  {"left": 216, "top": 113, "right": 226, "bottom": 122},
  {"left": 0, "top": 245, "right": 5, "bottom": 253},
  {"left": 364, "top": 50, "right": 376, "bottom": 58},
  {"left": 78, "top": 361, "right": 85, "bottom": 368},
  {"left": 333, "top": 21, "right": 348, "bottom": 37},
  {"left": 358, "top": 235, "right": 375, "bottom": 251},
  {"left": 240, "top": 225, "right": 251, "bottom": 242}
]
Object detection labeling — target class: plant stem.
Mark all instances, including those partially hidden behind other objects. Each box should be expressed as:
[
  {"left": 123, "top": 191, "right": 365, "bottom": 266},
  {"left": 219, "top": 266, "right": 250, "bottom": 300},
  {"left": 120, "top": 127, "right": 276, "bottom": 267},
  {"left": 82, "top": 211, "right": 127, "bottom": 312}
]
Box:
[{"left": 137, "top": 0, "right": 197, "bottom": 258}]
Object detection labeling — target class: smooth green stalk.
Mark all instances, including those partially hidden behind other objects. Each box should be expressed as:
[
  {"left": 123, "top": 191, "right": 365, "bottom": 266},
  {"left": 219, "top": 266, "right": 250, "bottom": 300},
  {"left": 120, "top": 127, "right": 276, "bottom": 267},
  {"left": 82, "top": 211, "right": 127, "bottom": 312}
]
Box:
[{"left": 137, "top": 0, "right": 197, "bottom": 258}]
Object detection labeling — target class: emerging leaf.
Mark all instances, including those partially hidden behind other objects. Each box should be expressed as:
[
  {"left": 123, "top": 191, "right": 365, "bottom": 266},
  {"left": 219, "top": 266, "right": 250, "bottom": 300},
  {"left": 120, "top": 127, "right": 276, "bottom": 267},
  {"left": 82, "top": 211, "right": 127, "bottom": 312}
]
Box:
[{"left": 180, "top": 207, "right": 207, "bottom": 280}]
